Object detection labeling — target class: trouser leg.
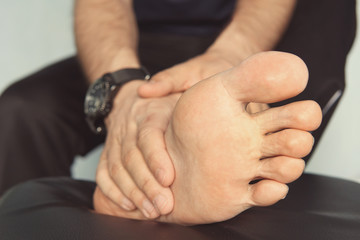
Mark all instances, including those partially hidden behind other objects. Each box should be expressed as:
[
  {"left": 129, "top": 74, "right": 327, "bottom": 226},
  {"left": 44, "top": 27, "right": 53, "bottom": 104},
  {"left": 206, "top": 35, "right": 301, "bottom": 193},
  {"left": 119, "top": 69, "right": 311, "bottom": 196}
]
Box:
[
  {"left": 1, "top": 175, "right": 360, "bottom": 240},
  {"left": 0, "top": 57, "right": 104, "bottom": 195},
  {"left": 273, "top": 0, "right": 356, "bottom": 160}
]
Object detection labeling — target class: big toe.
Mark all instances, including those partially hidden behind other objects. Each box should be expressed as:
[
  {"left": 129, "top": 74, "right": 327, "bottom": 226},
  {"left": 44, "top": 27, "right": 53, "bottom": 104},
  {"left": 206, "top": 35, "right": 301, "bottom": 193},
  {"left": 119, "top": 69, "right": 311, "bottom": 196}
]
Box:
[{"left": 221, "top": 51, "right": 308, "bottom": 104}]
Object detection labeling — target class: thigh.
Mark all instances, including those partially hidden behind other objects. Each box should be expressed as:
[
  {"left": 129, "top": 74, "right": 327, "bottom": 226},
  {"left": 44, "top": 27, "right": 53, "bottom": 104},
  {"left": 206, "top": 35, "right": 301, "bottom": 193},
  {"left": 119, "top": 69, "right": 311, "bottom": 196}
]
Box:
[
  {"left": 0, "top": 57, "right": 104, "bottom": 194},
  {"left": 1, "top": 175, "right": 359, "bottom": 240},
  {"left": 1, "top": 57, "right": 104, "bottom": 155}
]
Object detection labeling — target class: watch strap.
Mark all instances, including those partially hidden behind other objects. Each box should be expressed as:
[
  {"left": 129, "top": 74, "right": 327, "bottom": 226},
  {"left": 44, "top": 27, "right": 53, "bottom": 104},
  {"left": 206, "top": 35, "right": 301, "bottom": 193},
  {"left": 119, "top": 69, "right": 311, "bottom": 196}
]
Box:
[
  {"left": 109, "top": 67, "right": 151, "bottom": 85},
  {"left": 85, "top": 67, "right": 151, "bottom": 135}
]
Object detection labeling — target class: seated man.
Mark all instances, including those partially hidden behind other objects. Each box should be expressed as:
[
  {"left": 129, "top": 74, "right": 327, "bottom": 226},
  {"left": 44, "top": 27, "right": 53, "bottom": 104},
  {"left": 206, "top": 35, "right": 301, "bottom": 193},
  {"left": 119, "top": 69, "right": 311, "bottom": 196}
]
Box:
[
  {"left": 94, "top": 51, "right": 322, "bottom": 225},
  {"left": 0, "top": 0, "right": 355, "bottom": 227}
]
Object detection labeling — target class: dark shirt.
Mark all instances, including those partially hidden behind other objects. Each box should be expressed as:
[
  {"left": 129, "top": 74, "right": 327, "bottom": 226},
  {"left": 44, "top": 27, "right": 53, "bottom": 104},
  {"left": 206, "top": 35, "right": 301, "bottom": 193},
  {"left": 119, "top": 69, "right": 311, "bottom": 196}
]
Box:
[{"left": 133, "top": 0, "right": 236, "bottom": 36}]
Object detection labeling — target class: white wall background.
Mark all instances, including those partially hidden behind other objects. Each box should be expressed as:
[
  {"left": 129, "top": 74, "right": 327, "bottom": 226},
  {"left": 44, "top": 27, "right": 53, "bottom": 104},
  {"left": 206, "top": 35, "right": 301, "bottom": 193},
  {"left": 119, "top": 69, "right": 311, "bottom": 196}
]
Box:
[{"left": 0, "top": 0, "right": 359, "bottom": 182}]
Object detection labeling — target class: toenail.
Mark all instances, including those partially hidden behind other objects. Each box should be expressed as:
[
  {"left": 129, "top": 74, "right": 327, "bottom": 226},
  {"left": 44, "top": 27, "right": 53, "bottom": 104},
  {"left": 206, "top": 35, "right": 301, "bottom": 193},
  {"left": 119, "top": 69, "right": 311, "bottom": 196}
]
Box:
[{"left": 153, "top": 194, "right": 167, "bottom": 214}]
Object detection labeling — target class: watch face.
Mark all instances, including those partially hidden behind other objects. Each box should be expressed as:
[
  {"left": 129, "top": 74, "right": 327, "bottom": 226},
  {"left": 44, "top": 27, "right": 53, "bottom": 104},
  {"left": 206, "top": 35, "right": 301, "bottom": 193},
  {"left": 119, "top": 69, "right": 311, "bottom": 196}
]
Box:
[
  {"left": 84, "top": 77, "right": 111, "bottom": 117},
  {"left": 84, "top": 68, "right": 149, "bottom": 134}
]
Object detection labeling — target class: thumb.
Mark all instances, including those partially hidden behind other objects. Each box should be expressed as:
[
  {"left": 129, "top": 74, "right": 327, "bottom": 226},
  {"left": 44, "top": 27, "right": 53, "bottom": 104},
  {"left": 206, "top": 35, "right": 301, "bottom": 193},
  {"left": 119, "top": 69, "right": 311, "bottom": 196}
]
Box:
[{"left": 138, "top": 69, "right": 189, "bottom": 97}]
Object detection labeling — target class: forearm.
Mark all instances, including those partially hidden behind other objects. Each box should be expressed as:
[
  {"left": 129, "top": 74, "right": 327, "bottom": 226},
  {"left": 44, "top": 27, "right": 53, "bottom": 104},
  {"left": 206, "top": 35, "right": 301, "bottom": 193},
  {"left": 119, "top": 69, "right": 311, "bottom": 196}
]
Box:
[
  {"left": 75, "top": 0, "right": 140, "bottom": 83},
  {"left": 209, "top": 0, "right": 296, "bottom": 65}
]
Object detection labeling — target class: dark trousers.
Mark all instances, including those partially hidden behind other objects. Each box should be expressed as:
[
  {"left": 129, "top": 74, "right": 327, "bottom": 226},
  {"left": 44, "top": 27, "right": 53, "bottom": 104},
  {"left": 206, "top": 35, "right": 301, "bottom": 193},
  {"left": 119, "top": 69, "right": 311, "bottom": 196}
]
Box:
[
  {"left": 1, "top": 174, "right": 360, "bottom": 240},
  {"left": 0, "top": 0, "right": 356, "bottom": 195}
]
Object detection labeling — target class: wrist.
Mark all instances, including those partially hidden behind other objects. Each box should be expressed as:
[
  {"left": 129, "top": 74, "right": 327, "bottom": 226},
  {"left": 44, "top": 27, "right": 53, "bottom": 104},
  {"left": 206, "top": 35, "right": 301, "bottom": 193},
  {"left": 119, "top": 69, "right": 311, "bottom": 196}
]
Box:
[
  {"left": 85, "top": 66, "right": 149, "bottom": 134},
  {"left": 105, "top": 80, "right": 144, "bottom": 127},
  {"left": 85, "top": 47, "right": 141, "bottom": 83},
  {"left": 207, "top": 33, "right": 263, "bottom": 66}
]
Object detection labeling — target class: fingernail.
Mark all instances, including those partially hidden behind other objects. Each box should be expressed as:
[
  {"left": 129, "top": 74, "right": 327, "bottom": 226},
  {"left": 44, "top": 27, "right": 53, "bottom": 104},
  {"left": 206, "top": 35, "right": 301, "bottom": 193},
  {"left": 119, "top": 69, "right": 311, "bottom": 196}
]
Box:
[
  {"left": 142, "top": 199, "right": 156, "bottom": 218},
  {"left": 147, "top": 80, "right": 157, "bottom": 85},
  {"left": 156, "top": 169, "right": 166, "bottom": 185},
  {"left": 153, "top": 194, "right": 167, "bottom": 214},
  {"left": 121, "top": 197, "right": 135, "bottom": 211}
]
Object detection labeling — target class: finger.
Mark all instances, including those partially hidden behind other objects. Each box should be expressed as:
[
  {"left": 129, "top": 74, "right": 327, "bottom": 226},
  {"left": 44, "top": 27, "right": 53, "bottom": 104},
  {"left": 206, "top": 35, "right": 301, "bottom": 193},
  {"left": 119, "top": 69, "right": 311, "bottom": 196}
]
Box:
[
  {"left": 138, "top": 67, "right": 195, "bottom": 97},
  {"left": 120, "top": 142, "right": 174, "bottom": 216},
  {"left": 137, "top": 112, "right": 175, "bottom": 187},
  {"left": 261, "top": 129, "right": 314, "bottom": 158},
  {"left": 93, "top": 187, "right": 146, "bottom": 220},
  {"left": 106, "top": 140, "right": 160, "bottom": 219},
  {"left": 258, "top": 156, "right": 305, "bottom": 183},
  {"left": 253, "top": 101, "right": 322, "bottom": 134},
  {"left": 138, "top": 78, "right": 175, "bottom": 97},
  {"left": 96, "top": 152, "right": 136, "bottom": 211},
  {"left": 220, "top": 51, "right": 309, "bottom": 103}
]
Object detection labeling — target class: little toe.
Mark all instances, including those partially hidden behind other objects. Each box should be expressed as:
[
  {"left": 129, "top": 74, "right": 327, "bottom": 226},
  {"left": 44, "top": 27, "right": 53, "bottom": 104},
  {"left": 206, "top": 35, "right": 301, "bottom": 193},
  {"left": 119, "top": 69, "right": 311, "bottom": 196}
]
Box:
[
  {"left": 253, "top": 100, "right": 322, "bottom": 134},
  {"left": 249, "top": 180, "right": 289, "bottom": 207},
  {"left": 220, "top": 51, "right": 308, "bottom": 104},
  {"left": 258, "top": 156, "right": 305, "bottom": 183},
  {"left": 261, "top": 129, "right": 314, "bottom": 158}
]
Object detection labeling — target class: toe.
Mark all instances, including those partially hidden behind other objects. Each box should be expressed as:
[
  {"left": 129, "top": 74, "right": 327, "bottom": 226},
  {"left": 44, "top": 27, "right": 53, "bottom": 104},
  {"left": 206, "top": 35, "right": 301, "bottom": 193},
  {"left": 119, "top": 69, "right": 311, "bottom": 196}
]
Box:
[
  {"left": 248, "top": 180, "right": 289, "bottom": 206},
  {"left": 258, "top": 156, "right": 305, "bottom": 183},
  {"left": 261, "top": 129, "right": 314, "bottom": 158},
  {"left": 220, "top": 51, "right": 308, "bottom": 104},
  {"left": 253, "top": 100, "right": 322, "bottom": 134}
]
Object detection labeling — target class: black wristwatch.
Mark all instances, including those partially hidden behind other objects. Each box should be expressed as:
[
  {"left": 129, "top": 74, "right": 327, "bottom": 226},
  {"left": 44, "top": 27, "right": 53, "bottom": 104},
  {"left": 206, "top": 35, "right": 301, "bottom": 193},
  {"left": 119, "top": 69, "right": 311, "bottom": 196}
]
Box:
[{"left": 84, "top": 67, "right": 151, "bottom": 134}]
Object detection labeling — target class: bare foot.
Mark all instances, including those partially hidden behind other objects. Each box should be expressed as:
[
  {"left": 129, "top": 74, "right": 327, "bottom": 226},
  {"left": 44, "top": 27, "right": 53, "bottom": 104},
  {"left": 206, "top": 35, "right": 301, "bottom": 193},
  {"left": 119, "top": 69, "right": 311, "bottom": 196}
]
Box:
[{"left": 158, "top": 51, "right": 322, "bottom": 225}]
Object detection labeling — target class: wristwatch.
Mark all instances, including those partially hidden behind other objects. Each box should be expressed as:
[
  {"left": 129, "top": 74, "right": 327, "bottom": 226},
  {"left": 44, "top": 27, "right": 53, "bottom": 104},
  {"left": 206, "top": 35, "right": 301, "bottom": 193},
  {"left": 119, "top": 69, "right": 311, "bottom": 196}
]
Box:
[{"left": 84, "top": 67, "right": 151, "bottom": 134}]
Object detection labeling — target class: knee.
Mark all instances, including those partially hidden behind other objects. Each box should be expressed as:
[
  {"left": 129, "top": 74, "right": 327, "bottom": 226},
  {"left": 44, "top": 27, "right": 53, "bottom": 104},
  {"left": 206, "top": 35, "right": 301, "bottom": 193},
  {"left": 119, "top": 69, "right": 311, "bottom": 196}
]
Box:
[
  {"left": 0, "top": 179, "right": 45, "bottom": 214},
  {"left": 0, "top": 81, "right": 53, "bottom": 123},
  {"left": 0, "top": 178, "right": 95, "bottom": 213}
]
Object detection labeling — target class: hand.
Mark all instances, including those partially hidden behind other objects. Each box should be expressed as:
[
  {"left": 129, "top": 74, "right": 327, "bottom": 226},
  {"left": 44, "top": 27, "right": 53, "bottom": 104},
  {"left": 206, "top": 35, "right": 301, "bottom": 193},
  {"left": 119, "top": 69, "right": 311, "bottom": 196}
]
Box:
[
  {"left": 138, "top": 50, "right": 234, "bottom": 98},
  {"left": 95, "top": 80, "right": 180, "bottom": 219},
  {"left": 138, "top": 50, "right": 269, "bottom": 115}
]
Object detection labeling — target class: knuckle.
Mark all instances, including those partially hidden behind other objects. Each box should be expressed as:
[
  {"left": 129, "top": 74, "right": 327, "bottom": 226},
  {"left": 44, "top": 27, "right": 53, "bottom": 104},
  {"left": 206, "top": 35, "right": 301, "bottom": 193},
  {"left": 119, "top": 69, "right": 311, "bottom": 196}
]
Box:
[
  {"left": 122, "top": 148, "right": 137, "bottom": 168},
  {"left": 127, "top": 186, "right": 141, "bottom": 201},
  {"left": 106, "top": 185, "right": 117, "bottom": 196},
  {"left": 140, "top": 177, "right": 154, "bottom": 194},
  {"left": 95, "top": 170, "right": 105, "bottom": 185},
  {"left": 137, "top": 126, "right": 153, "bottom": 143},
  {"left": 182, "top": 79, "right": 194, "bottom": 90},
  {"left": 145, "top": 101, "right": 162, "bottom": 112},
  {"left": 146, "top": 151, "right": 160, "bottom": 169},
  {"left": 109, "top": 163, "right": 121, "bottom": 178},
  {"left": 152, "top": 71, "right": 171, "bottom": 83}
]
